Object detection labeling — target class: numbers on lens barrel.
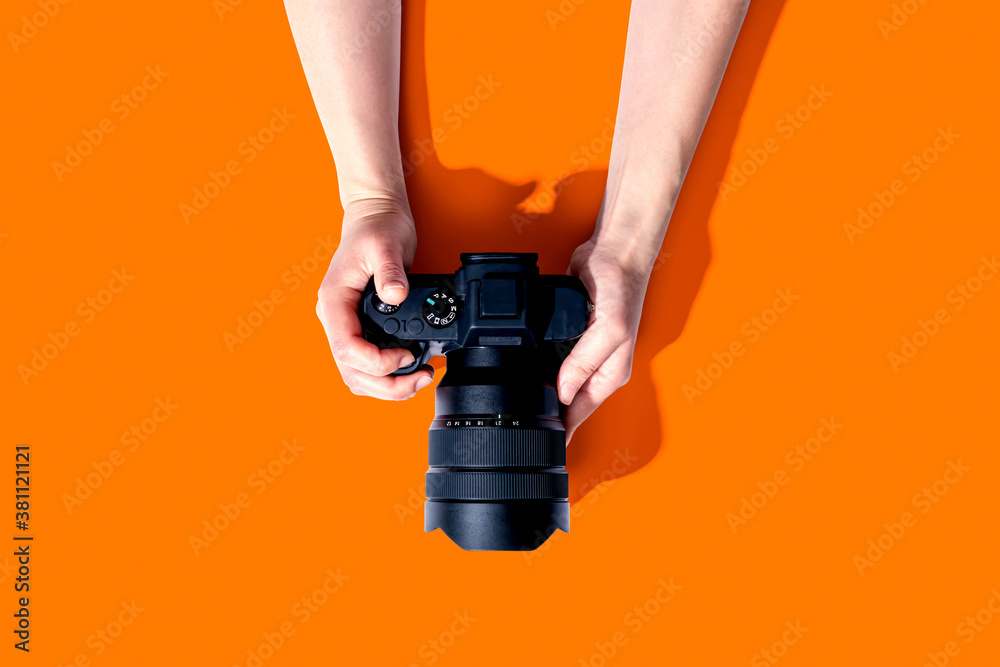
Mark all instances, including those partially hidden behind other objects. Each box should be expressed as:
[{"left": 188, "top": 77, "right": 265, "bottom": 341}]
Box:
[
  {"left": 422, "top": 288, "right": 459, "bottom": 328},
  {"left": 444, "top": 417, "right": 524, "bottom": 427}
]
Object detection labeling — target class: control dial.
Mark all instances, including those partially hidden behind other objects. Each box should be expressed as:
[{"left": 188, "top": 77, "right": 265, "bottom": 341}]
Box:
[
  {"left": 422, "top": 288, "right": 460, "bottom": 328},
  {"left": 371, "top": 292, "right": 400, "bottom": 315}
]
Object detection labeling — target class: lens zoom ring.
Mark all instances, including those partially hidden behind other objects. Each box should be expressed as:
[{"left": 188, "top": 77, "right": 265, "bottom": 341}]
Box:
[
  {"left": 428, "top": 428, "right": 565, "bottom": 467},
  {"left": 425, "top": 471, "right": 568, "bottom": 501}
]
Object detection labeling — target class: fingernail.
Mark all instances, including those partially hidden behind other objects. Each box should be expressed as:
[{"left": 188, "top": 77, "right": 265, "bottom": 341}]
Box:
[
  {"left": 415, "top": 375, "right": 434, "bottom": 391},
  {"left": 398, "top": 352, "right": 416, "bottom": 369},
  {"left": 383, "top": 281, "right": 405, "bottom": 290}
]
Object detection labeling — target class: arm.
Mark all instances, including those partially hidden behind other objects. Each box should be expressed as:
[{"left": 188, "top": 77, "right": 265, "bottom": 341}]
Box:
[
  {"left": 284, "top": 0, "right": 434, "bottom": 398},
  {"left": 558, "top": 0, "right": 750, "bottom": 439}
]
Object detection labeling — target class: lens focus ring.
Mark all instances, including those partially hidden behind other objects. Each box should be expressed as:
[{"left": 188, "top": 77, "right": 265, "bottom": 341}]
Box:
[
  {"left": 425, "top": 470, "right": 568, "bottom": 501},
  {"left": 428, "top": 427, "right": 565, "bottom": 467}
]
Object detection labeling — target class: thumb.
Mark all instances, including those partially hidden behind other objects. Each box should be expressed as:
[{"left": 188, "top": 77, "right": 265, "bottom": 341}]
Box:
[{"left": 370, "top": 242, "right": 409, "bottom": 306}]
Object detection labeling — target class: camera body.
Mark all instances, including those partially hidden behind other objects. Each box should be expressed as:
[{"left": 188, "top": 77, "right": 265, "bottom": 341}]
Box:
[
  {"left": 358, "top": 253, "right": 591, "bottom": 551},
  {"left": 359, "top": 253, "right": 590, "bottom": 376}
]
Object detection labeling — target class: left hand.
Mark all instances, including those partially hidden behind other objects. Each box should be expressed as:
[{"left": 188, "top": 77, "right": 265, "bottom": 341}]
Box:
[{"left": 557, "top": 238, "right": 653, "bottom": 442}]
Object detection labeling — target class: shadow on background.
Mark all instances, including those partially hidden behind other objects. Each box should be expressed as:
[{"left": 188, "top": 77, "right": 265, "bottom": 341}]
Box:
[{"left": 400, "top": 0, "right": 786, "bottom": 504}]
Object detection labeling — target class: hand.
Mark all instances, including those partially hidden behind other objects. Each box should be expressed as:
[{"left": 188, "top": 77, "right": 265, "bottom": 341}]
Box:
[
  {"left": 557, "top": 239, "right": 652, "bottom": 442},
  {"left": 316, "top": 197, "right": 435, "bottom": 399}
]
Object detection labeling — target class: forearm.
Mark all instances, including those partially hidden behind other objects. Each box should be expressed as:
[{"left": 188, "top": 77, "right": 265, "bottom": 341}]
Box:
[
  {"left": 284, "top": 0, "right": 408, "bottom": 210},
  {"left": 595, "top": 0, "right": 749, "bottom": 272}
]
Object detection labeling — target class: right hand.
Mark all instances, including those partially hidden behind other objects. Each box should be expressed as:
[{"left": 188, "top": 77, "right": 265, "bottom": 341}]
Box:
[{"left": 316, "top": 197, "right": 435, "bottom": 400}]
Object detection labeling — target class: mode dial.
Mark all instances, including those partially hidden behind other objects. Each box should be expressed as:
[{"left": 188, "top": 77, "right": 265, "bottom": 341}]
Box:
[{"left": 422, "top": 288, "right": 460, "bottom": 328}]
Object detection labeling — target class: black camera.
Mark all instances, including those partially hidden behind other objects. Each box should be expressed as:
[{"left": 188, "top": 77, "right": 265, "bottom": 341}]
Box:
[{"left": 359, "top": 253, "right": 591, "bottom": 551}]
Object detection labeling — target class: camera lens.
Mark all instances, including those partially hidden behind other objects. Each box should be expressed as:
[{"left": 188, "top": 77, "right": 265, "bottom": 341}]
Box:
[{"left": 424, "top": 346, "right": 570, "bottom": 551}]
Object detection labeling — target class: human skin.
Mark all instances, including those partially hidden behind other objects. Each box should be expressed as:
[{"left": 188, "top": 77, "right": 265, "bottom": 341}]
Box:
[{"left": 283, "top": 0, "right": 749, "bottom": 439}]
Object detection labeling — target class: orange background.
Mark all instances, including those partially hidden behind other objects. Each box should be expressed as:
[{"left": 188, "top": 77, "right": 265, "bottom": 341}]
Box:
[{"left": 3, "top": 0, "right": 999, "bottom": 665}]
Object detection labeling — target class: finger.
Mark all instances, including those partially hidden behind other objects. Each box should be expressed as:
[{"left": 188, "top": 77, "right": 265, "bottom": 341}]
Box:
[
  {"left": 563, "top": 346, "right": 633, "bottom": 443},
  {"left": 369, "top": 242, "right": 409, "bottom": 306},
  {"left": 318, "top": 285, "right": 415, "bottom": 375},
  {"left": 344, "top": 367, "right": 435, "bottom": 401},
  {"left": 564, "top": 383, "right": 602, "bottom": 444},
  {"left": 557, "top": 324, "right": 626, "bottom": 405}
]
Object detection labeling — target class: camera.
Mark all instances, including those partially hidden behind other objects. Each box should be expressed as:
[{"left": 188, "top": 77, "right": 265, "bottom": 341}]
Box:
[{"left": 359, "top": 253, "right": 591, "bottom": 551}]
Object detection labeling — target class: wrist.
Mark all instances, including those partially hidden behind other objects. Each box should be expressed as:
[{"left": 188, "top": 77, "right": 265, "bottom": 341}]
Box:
[
  {"left": 590, "top": 206, "right": 675, "bottom": 279},
  {"left": 592, "top": 156, "right": 683, "bottom": 276},
  {"left": 342, "top": 189, "right": 414, "bottom": 228},
  {"left": 337, "top": 160, "right": 409, "bottom": 215}
]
